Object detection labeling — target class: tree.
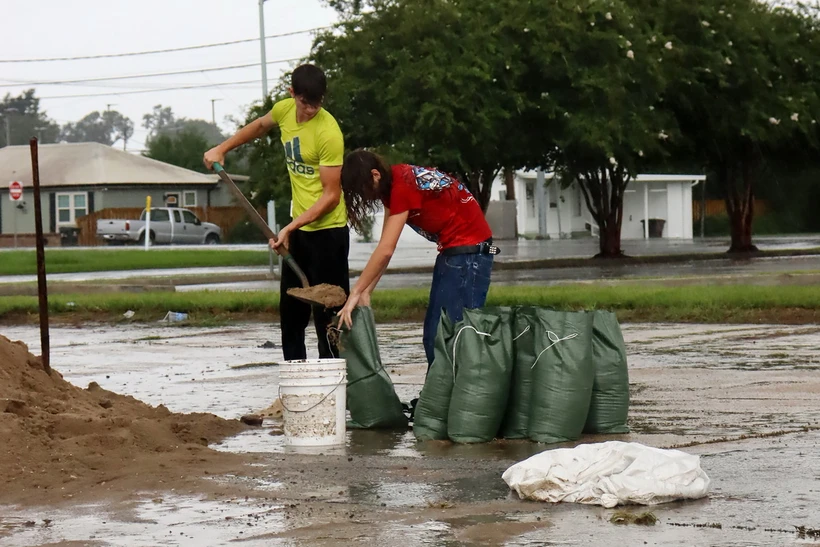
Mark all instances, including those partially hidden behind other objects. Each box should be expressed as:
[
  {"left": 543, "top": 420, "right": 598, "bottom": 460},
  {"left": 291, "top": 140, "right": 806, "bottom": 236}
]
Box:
[
  {"left": 142, "top": 104, "right": 176, "bottom": 140},
  {"left": 1, "top": 89, "right": 60, "bottom": 147},
  {"left": 61, "top": 110, "right": 134, "bottom": 148},
  {"left": 313, "top": 0, "right": 540, "bottom": 212},
  {"left": 142, "top": 104, "right": 225, "bottom": 146},
  {"left": 658, "top": 0, "right": 820, "bottom": 252},
  {"left": 518, "top": 0, "right": 678, "bottom": 257},
  {"left": 143, "top": 129, "right": 211, "bottom": 173}
]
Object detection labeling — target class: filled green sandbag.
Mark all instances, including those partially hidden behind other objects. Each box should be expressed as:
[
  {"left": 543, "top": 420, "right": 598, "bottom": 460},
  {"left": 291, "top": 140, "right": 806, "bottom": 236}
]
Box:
[
  {"left": 447, "top": 307, "right": 514, "bottom": 443},
  {"left": 583, "top": 310, "right": 630, "bottom": 434},
  {"left": 412, "top": 311, "right": 456, "bottom": 440},
  {"left": 528, "top": 309, "right": 595, "bottom": 444},
  {"left": 339, "top": 306, "right": 408, "bottom": 429},
  {"left": 499, "top": 306, "right": 539, "bottom": 439}
]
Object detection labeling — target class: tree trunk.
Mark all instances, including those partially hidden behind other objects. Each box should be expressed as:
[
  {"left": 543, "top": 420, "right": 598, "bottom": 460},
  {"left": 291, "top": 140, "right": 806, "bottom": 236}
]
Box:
[
  {"left": 503, "top": 168, "right": 516, "bottom": 201},
  {"left": 577, "top": 167, "right": 626, "bottom": 258},
  {"left": 723, "top": 153, "right": 759, "bottom": 253},
  {"left": 460, "top": 168, "right": 498, "bottom": 213}
]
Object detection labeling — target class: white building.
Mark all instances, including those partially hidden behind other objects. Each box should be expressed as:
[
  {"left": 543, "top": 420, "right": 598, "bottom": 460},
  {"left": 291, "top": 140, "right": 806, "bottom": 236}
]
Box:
[{"left": 490, "top": 170, "right": 705, "bottom": 240}]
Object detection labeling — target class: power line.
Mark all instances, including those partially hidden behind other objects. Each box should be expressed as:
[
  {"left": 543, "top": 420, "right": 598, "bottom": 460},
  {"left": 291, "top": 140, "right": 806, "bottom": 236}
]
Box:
[
  {"left": 0, "top": 26, "right": 329, "bottom": 63},
  {"left": 39, "top": 80, "right": 265, "bottom": 100},
  {"left": 0, "top": 57, "right": 303, "bottom": 88}
]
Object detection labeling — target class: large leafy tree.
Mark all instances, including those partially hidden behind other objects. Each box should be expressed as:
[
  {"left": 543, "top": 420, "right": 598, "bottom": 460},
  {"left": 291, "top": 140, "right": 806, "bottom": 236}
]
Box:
[
  {"left": 312, "top": 0, "right": 539, "bottom": 211},
  {"left": 61, "top": 110, "right": 134, "bottom": 149},
  {"left": 658, "top": 0, "right": 820, "bottom": 252},
  {"left": 142, "top": 104, "right": 225, "bottom": 146},
  {"left": 518, "top": 0, "right": 678, "bottom": 257},
  {"left": 143, "top": 129, "right": 211, "bottom": 173},
  {"left": 1, "top": 89, "right": 60, "bottom": 146}
]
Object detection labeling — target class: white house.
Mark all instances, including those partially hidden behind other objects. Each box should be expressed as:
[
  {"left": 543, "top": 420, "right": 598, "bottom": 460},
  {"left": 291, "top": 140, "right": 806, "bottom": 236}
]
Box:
[{"left": 490, "top": 169, "right": 705, "bottom": 240}]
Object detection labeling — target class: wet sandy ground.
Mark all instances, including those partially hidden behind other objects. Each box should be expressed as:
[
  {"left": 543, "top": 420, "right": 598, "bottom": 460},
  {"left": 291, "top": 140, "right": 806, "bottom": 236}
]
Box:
[{"left": 1, "top": 321, "right": 819, "bottom": 546}]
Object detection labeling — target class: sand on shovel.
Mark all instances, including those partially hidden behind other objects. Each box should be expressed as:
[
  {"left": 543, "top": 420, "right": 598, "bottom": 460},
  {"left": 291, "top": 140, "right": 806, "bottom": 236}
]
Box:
[
  {"left": 287, "top": 283, "right": 347, "bottom": 308},
  {"left": 0, "top": 334, "right": 249, "bottom": 505}
]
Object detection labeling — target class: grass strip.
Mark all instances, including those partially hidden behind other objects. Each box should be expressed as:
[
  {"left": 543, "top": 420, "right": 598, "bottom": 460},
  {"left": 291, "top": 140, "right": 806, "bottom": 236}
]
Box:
[
  {"left": 0, "top": 249, "right": 270, "bottom": 276},
  {"left": 1, "top": 284, "right": 818, "bottom": 325}
]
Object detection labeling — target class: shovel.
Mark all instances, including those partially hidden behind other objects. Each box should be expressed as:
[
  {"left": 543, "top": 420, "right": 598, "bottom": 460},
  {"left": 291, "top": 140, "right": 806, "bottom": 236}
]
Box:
[{"left": 211, "top": 162, "right": 346, "bottom": 308}]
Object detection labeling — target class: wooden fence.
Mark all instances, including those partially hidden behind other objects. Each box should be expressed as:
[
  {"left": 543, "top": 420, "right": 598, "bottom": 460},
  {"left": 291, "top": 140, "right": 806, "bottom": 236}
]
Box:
[
  {"left": 693, "top": 199, "right": 769, "bottom": 221},
  {"left": 76, "top": 206, "right": 266, "bottom": 246}
]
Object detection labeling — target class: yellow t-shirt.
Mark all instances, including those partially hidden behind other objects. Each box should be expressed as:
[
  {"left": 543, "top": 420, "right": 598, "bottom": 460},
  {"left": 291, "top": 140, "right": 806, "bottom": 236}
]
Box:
[{"left": 270, "top": 98, "right": 347, "bottom": 231}]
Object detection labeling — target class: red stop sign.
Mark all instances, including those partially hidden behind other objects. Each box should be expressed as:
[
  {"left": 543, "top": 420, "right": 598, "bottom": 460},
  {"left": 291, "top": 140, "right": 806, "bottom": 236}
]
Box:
[{"left": 9, "top": 181, "right": 23, "bottom": 201}]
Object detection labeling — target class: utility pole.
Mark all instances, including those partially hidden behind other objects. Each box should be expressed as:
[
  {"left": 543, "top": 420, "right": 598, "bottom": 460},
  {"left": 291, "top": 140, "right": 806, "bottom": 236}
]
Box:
[
  {"left": 106, "top": 103, "right": 116, "bottom": 111},
  {"left": 3, "top": 107, "right": 18, "bottom": 147},
  {"left": 259, "top": 0, "right": 269, "bottom": 99},
  {"left": 211, "top": 98, "right": 222, "bottom": 125}
]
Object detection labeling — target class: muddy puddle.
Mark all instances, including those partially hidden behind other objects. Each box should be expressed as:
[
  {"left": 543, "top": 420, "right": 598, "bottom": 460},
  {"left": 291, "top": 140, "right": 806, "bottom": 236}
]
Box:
[{"left": 2, "top": 322, "right": 820, "bottom": 546}]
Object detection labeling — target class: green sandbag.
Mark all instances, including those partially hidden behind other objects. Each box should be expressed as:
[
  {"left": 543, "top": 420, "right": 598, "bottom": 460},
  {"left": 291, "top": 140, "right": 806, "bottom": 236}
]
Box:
[
  {"left": 412, "top": 311, "right": 456, "bottom": 441},
  {"left": 339, "top": 306, "right": 408, "bottom": 429},
  {"left": 528, "top": 309, "right": 595, "bottom": 444},
  {"left": 583, "top": 310, "right": 630, "bottom": 434},
  {"left": 499, "top": 306, "right": 539, "bottom": 439},
  {"left": 447, "top": 307, "right": 514, "bottom": 444}
]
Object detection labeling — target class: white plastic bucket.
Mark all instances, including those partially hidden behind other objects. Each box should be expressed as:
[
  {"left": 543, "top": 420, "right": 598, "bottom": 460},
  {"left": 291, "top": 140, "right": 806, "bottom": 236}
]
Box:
[{"left": 279, "top": 359, "right": 347, "bottom": 447}]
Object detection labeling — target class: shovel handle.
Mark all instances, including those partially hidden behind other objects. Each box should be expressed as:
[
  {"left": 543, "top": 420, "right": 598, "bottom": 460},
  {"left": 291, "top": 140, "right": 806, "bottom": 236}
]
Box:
[{"left": 212, "top": 162, "right": 310, "bottom": 288}]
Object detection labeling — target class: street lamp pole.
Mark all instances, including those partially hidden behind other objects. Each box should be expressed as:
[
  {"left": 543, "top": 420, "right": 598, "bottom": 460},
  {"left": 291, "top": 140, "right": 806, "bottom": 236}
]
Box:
[{"left": 259, "top": 0, "right": 269, "bottom": 99}]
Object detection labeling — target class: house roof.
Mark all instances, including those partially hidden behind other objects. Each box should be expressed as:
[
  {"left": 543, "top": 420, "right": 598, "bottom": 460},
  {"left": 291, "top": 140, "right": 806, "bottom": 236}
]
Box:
[
  {"left": 516, "top": 169, "right": 705, "bottom": 183},
  {"left": 0, "top": 142, "right": 248, "bottom": 188}
]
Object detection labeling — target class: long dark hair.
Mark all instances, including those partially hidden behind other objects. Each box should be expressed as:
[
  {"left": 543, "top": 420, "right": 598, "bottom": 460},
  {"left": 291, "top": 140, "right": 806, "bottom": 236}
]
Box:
[{"left": 341, "top": 149, "right": 392, "bottom": 234}]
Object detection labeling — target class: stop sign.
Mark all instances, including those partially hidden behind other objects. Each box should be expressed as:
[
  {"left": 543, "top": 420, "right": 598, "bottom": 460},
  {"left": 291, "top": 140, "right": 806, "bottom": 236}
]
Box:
[{"left": 9, "top": 181, "right": 23, "bottom": 201}]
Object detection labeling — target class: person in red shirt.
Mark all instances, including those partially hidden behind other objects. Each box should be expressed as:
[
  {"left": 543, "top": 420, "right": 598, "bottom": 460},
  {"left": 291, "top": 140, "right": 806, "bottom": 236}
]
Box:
[{"left": 337, "top": 149, "right": 498, "bottom": 367}]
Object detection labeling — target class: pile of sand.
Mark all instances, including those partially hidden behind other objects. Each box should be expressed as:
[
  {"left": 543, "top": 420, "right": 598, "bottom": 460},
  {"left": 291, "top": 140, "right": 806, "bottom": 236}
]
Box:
[
  {"left": 0, "top": 335, "right": 249, "bottom": 504},
  {"left": 287, "top": 283, "right": 347, "bottom": 308}
]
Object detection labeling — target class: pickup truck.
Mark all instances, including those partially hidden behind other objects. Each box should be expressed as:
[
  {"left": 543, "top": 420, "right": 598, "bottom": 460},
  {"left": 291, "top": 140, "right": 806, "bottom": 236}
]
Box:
[{"left": 96, "top": 207, "right": 222, "bottom": 245}]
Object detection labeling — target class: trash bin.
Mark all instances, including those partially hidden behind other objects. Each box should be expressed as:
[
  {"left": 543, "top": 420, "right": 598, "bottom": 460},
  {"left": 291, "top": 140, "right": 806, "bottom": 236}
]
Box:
[
  {"left": 59, "top": 227, "right": 80, "bottom": 247},
  {"left": 640, "top": 219, "right": 666, "bottom": 238}
]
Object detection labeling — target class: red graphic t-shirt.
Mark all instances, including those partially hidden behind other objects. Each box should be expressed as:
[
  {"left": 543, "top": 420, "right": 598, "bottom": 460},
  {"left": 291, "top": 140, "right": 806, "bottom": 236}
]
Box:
[{"left": 382, "top": 164, "right": 492, "bottom": 251}]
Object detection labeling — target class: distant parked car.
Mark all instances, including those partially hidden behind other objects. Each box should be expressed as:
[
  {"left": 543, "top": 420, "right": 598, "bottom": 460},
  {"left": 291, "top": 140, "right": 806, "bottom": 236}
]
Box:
[{"left": 96, "top": 207, "right": 222, "bottom": 245}]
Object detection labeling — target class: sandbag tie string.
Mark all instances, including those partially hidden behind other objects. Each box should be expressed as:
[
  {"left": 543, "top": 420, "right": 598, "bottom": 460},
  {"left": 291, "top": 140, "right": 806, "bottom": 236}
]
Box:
[
  {"left": 452, "top": 325, "right": 492, "bottom": 380},
  {"left": 513, "top": 325, "right": 531, "bottom": 341},
  {"left": 531, "top": 331, "right": 579, "bottom": 370}
]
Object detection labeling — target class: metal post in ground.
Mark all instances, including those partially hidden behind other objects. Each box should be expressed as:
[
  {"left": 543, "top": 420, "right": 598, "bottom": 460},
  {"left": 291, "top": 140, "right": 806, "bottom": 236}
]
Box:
[{"left": 29, "top": 137, "right": 51, "bottom": 374}]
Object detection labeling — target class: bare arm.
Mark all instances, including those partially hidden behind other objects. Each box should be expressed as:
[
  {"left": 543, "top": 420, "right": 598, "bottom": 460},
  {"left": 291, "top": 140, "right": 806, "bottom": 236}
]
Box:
[
  {"left": 203, "top": 114, "right": 276, "bottom": 169},
  {"left": 362, "top": 208, "right": 395, "bottom": 296},
  {"left": 338, "top": 210, "right": 408, "bottom": 328}
]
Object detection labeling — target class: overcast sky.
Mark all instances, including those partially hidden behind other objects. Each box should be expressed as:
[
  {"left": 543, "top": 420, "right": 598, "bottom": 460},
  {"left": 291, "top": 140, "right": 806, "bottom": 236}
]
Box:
[{"left": 1, "top": 0, "right": 339, "bottom": 152}]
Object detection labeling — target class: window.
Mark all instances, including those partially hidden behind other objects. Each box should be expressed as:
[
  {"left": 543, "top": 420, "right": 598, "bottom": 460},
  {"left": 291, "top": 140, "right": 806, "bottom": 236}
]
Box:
[
  {"left": 173, "top": 210, "right": 183, "bottom": 223},
  {"left": 183, "top": 191, "right": 197, "bottom": 207},
  {"left": 182, "top": 210, "right": 199, "bottom": 224},
  {"left": 56, "top": 192, "right": 88, "bottom": 226}
]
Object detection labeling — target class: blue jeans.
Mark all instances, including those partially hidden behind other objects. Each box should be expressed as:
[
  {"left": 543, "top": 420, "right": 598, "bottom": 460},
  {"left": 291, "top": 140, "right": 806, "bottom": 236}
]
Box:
[{"left": 423, "top": 252, "right": 494, "bottom": 366}]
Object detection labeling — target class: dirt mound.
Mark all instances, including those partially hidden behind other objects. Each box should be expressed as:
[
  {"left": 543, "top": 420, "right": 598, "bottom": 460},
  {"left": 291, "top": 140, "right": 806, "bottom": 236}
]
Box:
[{"left": 0, "top": 335, "right": 248, "bottom": 505}]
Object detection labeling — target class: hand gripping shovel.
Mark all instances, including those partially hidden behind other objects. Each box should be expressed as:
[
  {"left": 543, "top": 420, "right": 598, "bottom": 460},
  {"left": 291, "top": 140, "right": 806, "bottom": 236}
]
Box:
[{"left": 212, "top": 162, "right": 346, "bottom": 308}]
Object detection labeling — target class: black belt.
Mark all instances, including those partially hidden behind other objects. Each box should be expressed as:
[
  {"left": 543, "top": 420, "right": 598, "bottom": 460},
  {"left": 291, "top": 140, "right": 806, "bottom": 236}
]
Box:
[{"left": 441, "top": 239, "right": 500, "bottom": 256}]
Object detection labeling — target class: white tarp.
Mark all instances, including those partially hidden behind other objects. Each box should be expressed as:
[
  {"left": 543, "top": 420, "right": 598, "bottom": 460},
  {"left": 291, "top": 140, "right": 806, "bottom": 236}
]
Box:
[{"left": 502, "top": 441, "right": 711, "bottom": 508}]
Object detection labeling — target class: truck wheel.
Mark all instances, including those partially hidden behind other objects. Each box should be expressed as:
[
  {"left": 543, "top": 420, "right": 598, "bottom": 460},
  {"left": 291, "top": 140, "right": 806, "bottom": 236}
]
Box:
[
  {"left": 205, "top": 233, "right": 221, "bottom": 245},
  {"left": 138, "top": 231, "right": 156, "bottom": 245}
]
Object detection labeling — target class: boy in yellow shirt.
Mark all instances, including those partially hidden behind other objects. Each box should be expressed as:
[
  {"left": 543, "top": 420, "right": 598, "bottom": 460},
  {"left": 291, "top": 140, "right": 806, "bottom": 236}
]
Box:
[{"left": 204, "top": 64, "right": 349, "bottom": 360}]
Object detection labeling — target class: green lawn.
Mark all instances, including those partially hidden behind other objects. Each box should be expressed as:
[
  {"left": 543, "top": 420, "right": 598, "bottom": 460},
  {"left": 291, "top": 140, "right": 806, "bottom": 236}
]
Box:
[
  {"left": 0, "top": 249, "right": 270, "bottom": 276},
  {"left": 1, "top": 284, "right": 817, "bottom": 325}
]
